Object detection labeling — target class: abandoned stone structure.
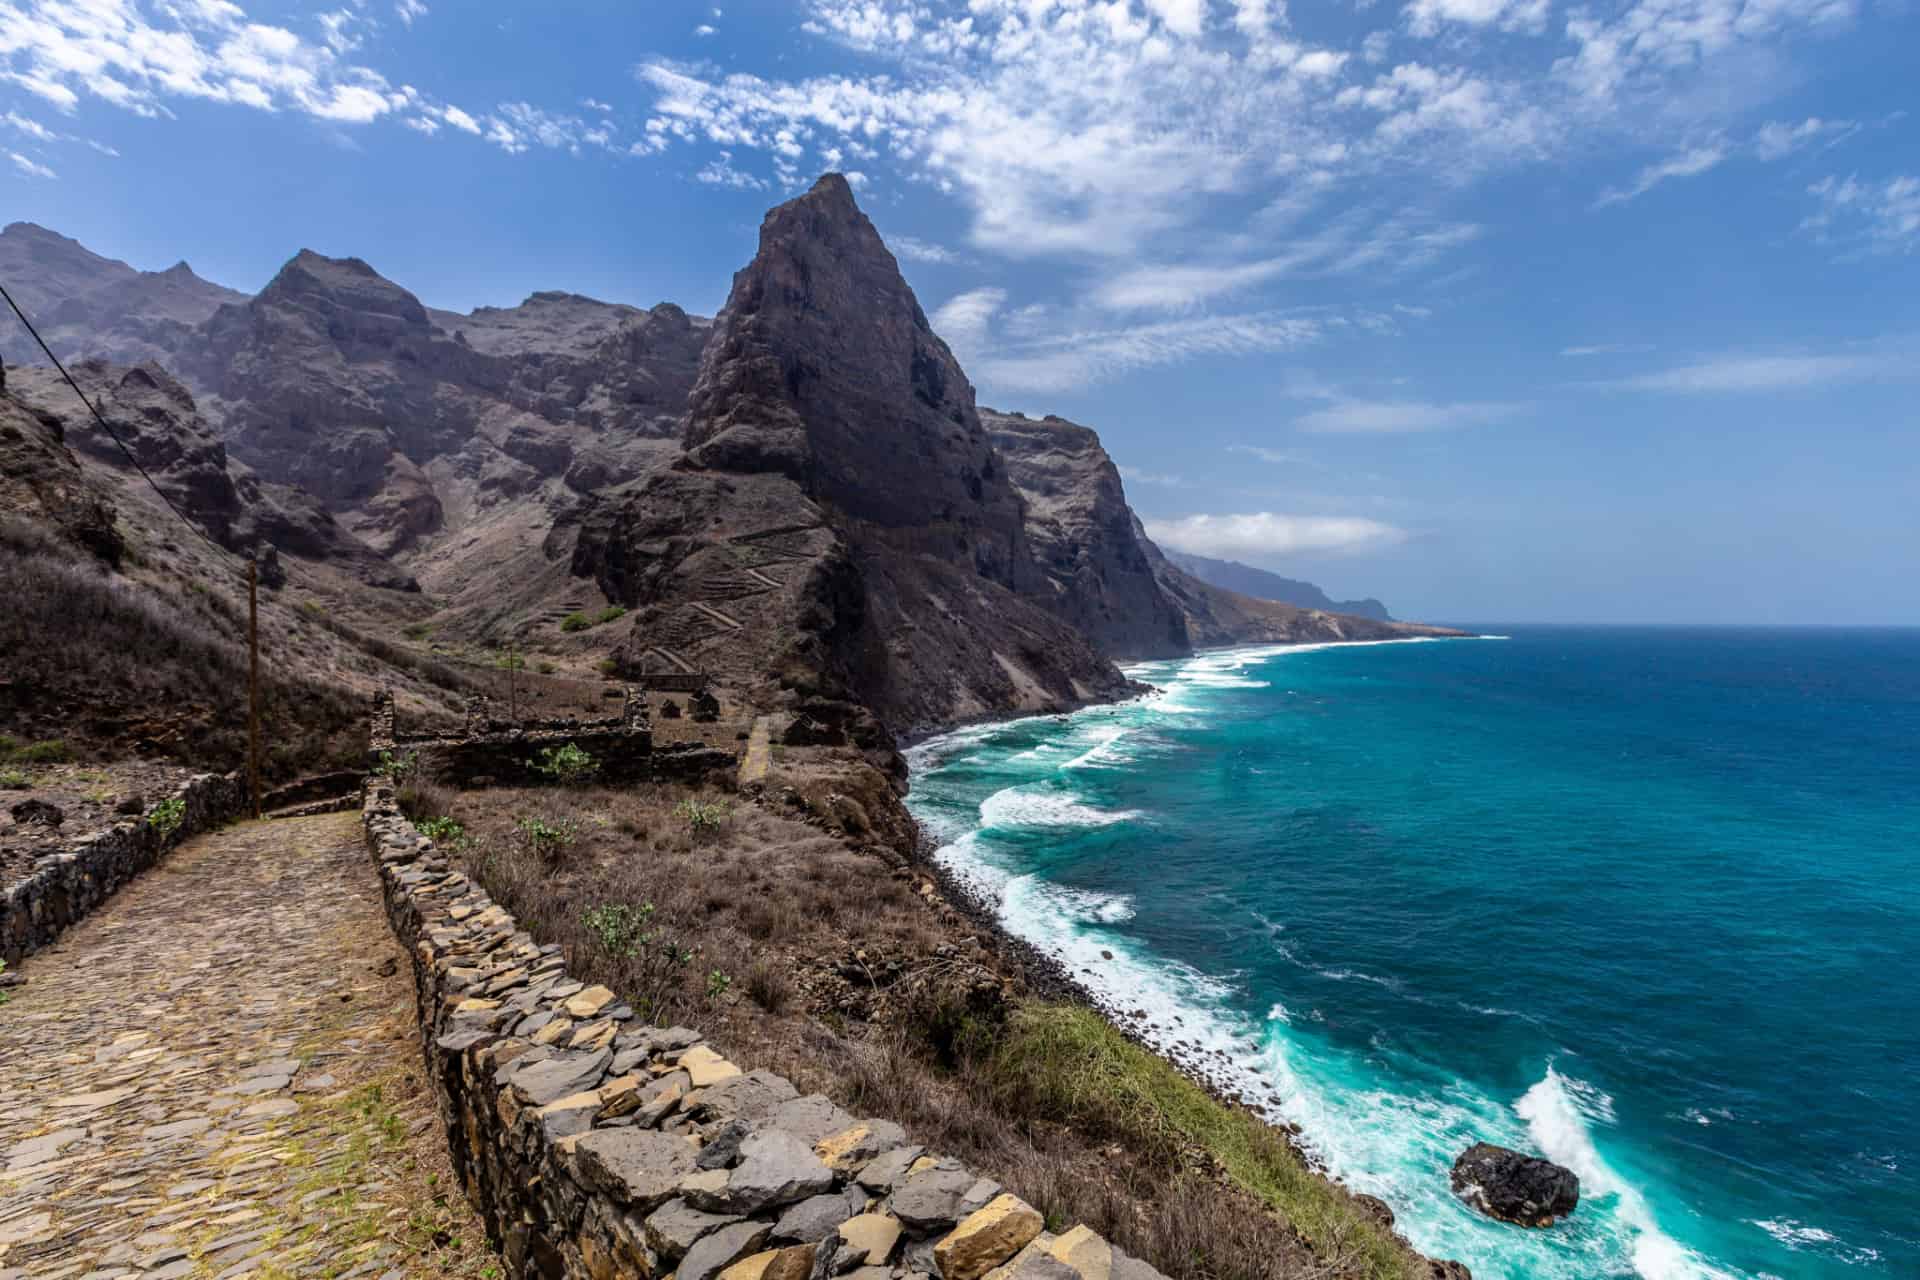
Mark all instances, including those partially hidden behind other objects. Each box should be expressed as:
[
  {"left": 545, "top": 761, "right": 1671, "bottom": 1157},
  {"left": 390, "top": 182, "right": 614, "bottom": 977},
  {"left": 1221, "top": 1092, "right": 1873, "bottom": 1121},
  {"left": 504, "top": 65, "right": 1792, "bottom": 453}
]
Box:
[
  {"left": 1, "top": 771, "right": 247, "bottom": 963},
  {"left": 363, "top": 779, "right": 1173, "bottom": 1280},
  {"left": 371, "top": 689, "right": 732, "bottom": 787}
]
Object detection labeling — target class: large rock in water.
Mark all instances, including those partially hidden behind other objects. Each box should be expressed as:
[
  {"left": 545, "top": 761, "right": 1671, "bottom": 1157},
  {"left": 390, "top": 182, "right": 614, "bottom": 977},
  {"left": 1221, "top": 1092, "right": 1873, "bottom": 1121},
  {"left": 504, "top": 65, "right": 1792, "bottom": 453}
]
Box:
[{"left": 1450, "top": 1143, "right": 1579, "bottom": 1227}]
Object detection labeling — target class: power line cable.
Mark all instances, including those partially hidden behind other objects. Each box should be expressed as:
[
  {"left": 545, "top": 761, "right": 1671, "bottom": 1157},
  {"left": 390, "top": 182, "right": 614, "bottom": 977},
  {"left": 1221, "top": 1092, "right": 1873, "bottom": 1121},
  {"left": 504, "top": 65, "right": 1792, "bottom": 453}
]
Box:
[{"left": 0, "top": 280, "right": 229, "bottom": 561}]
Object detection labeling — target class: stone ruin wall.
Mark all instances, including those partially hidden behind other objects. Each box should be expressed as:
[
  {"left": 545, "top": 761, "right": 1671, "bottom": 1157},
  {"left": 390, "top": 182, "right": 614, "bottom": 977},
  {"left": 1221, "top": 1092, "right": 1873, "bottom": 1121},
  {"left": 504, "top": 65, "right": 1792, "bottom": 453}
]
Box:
[
  {"left": 363, "top": 778, "right": 1172, "bottom": 1280},
  {"left": 372, "top": 689, "right": 735, "bottom": 788},
  {"left": 2, "top": 771, "right": 247, "bottom": 964}
]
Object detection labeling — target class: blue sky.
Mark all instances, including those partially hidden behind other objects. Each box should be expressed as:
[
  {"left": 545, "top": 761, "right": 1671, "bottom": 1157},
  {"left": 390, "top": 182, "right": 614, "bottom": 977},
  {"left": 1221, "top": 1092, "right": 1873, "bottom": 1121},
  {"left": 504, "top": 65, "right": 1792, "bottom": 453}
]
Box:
[{"left": 2, "top": 0, "right": 1915, "bottom": 624}]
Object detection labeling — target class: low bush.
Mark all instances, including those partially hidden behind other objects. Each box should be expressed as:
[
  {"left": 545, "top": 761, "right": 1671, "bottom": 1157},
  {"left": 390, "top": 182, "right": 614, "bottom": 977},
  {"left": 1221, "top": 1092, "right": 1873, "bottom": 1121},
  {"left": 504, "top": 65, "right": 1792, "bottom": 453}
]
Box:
[
  {"left": 0, "top": 769, "right": 29, "bottom": 790},
  {"left": 416, "top": 815, "right": 464, "bottom": 842},
  {"left": 560, "top": 613, "right": 592, "bottom": 633},
  {"left": 147, "top": 796, "right": 186, "bottom": 838},
  {"left": 596, "top": 606, "right": 629, "bottom": 625},
  {"left": 532, "top": 742, "right": 598, "bottom": 786},
  {"left": 516, "top": 815, "right": 577, "bottom": 862},
  {"left": 675, "top": 798, "right": 731, "bottom": 840}
]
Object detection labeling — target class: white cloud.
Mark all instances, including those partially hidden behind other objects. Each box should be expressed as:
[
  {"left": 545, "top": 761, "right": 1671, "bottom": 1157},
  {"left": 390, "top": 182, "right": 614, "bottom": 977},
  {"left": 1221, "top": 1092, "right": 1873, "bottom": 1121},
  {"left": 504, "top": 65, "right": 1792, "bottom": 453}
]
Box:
[
  {"left": 694, "top": 149, "right": 767, "bottom": 189},
  {"left": 1295, "top": 398, "right": 1522, "bottom": 432},
  {"left": 1093, "top": 211, "right": 1480, "bottom": 310},
  {"left": 975, "top": 311, "right": 1324, "bottom": 394},
  {"left": 440, "top": 105, "right": 481, "bottom": 134},
  {"left": 9, "top": 150, "right": 56, "bottom": 178},
  {"left": 1801, "top": 174, "right": 1920, "bottom": 256},
  {"left": 1754, "top": 116, "right": 1854, "bottom": 161},
  {"left": 1118, "top": 466, "right": 1188, "bottom": 487},
  {"left": 1143, "top": 511, "right": 1407, "bottom": 558},
  {"left": 1603, "top": 348, "right": 1916, "bottom": 392},
  {"left": 694, "top": 23, "right": 717, "bottom": 36},
  {"left": 1561, "top": 342, "right": 1655, "bottom": 356},
  {"left": 930, "top": 286, "right": 1006, "bottom": 364},
  {"left": 1404, "top": 0, "right": 1548, "bottom": 39},
  {"left": 1595, "top": 145, "right": 1726, "bottom": 207},
  {"left": 889, "top": 235, "right": 962, "bottom": 265},
  {"left": 396, "top": 0, "right": 428, "bottom": 26},
  {"left": 1228, "top": 444, "right": 1309, "bottom": 464}
]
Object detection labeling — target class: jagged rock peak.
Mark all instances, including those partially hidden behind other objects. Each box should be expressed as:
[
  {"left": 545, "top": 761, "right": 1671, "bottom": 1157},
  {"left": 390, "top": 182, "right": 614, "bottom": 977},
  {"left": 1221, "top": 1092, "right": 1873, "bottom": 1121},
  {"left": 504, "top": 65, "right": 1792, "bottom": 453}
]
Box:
[{"left": 684, "top": 170, "right": 1023, "bottom": 570}]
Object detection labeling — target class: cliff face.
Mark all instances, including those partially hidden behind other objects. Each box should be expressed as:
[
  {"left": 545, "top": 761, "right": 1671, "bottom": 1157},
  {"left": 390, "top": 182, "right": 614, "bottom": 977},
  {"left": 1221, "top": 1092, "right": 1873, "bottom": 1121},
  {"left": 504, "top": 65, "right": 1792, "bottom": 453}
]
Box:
[
  {"left": 1164, "top": 549, "right": 1393, "bottom": 621},
  {"left": 982, "top": 409, "right": 1189, "bottom": 660},
  {"left": 575, "top": 176, "right": 1135, "bottom": 737}
]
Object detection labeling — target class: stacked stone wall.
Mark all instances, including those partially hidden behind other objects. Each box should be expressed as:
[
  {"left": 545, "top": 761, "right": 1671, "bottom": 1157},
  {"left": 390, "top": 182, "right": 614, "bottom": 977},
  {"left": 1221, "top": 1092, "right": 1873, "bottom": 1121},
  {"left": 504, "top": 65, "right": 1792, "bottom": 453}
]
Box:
[
  {"left": 364, "top": 779, "right": 1168, "bottom": 1280},
  {"left": 2, "top": 771, "right": 246, "bottom": 963}
]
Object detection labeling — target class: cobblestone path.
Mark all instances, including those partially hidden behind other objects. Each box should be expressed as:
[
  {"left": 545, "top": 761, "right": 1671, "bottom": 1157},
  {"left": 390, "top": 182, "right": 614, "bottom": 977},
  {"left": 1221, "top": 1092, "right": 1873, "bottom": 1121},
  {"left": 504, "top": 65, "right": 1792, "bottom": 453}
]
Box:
[{"left": 0, "top": 813, "right": 494, "bottom": 1280}]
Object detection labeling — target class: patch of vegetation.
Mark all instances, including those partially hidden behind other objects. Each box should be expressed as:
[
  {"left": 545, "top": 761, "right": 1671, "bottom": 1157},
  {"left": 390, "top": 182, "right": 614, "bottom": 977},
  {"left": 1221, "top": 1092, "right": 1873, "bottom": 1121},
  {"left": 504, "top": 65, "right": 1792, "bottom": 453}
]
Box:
[
  {"left": 579, "top": 901, "right": 693, "bottom": 1020},
  {"left": 402, "top": 622, "right": 435, "bottom": 641},
  {"left": 560, "top": 612, "right": 592, "bottom": 633},
  {"left": 147, "top": 795, "right": 187, "bottom": 838},
  {"left": 675, "top": 798, "right": 731, "bottom": 840},
  {"left": 416, "top": 815, "right": 464, "bottom": 842},
  {"left": 706, "top": 969, "right": 733, "bottom": 1002},
  {"left": 494, "top": 651, "right": 526, "bottom": 672},
  {"left": 532, "top": 741, "right": 598, "bottom": 786},
  {"left": 6, "top": 738, "right": 71, "bottom": 764},
  {"left": 375, "top": 749, "right": 420, "bottom": 784},
  {"left": 985, "top": 1004, "right": 1423, "bottom": 1280},
  {"left": 596, "top": 605, "right": 629, "bottom": 625},
  {"left": 596, "top": 658, "right": 618, "bottom": 676},
  {"left": 0, "top": 960, "right": 10, "bottom": 1006},
  {"left": 516, "top": 815, "right": 578, "bottom": 861},
  {"left": 0, "top": 769, "right": 28, "bottom": 790},
  {"left": 537, "top": 660, "right": 557, "bottom": 675}
]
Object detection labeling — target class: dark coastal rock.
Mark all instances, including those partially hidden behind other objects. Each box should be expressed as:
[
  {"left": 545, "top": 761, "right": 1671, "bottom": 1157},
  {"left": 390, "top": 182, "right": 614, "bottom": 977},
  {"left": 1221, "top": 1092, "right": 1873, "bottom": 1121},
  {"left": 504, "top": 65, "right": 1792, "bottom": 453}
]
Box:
[
  {"left": 1450, "top": 1142, "right": 1579, "bottom": 1227},
  {"left": 10, "top": 798, "right": 64, "bottom": 827}
]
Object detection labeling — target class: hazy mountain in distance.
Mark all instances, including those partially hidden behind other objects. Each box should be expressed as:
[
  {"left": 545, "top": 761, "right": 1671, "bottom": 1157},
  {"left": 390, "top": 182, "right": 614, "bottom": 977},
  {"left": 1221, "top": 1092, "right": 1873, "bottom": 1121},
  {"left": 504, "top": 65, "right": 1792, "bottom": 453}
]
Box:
[{"left": 1164, "top": 549, "right": 1393, "bottom": 621}]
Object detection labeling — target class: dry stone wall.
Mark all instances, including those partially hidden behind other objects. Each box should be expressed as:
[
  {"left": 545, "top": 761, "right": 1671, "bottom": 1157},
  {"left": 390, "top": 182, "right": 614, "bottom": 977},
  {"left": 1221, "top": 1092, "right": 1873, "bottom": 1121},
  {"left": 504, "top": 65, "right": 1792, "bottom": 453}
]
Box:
[
  {"left": 1, "top": 770, "right": 245, "bottom": 963},
  {"left": 365, "top": 779, "right": 1172, "bottom": 1280}
]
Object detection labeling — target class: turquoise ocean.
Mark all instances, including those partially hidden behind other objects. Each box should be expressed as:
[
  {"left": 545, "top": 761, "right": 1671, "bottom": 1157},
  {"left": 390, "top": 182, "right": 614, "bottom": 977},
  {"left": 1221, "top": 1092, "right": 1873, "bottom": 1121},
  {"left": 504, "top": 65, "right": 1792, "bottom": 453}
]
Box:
[{"left": 903, "top": 627, "right": 1918, "bottom": 1280}]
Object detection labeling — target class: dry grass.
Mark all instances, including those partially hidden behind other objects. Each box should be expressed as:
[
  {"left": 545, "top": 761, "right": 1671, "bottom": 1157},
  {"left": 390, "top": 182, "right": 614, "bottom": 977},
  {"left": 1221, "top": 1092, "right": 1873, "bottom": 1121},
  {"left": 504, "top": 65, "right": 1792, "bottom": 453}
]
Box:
[{"left": 407, "top": 782, "right": 1433, "bottom": 1280}]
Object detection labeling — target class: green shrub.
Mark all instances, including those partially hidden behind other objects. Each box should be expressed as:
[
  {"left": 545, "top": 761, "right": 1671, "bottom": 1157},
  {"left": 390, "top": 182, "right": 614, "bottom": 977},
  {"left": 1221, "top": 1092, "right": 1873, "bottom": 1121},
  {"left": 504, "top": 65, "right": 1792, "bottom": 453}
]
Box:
[
  {"left": 532, "top": 742, "right": 598, "bottom": 786},
  {"left": 516, "top": 815, "right": 577, "bottom": 860},
  {"left": 374, "top": 749, "right": 419, "bottom": 784},
  {"left": 537, "top": 661, "right": 557, "bottom": 675},
  {"left": 416, "top": 816, "right": 464, "bottom": 842},
  {"left": 494, "top": 651, "right": 526, "bottom": 671},
  {"left": 706, "top": 969, "right": 732, "bottom": 1002},
  {"left": 0, "top": 734, "right": 15, "bottom": 755},
  {"left": 402, "top": 622, "right": 435, "bottom": 641},
  {"left": 560, "top": 612, "right": 592, "bottom": 633},
  {"left": 10, "top": 739, "right": 70, "bottom": 764},
  {"left": 596, "top": 606, "right": 629, "bottom": 625},
  {"left": 581, "top": 901, "right": 693, "bottom": 1018},
  {"left": 0, "top": 769, "right": 28, "bottom": 790},
  {"left": 596, "top": 658, "right": 618, "bottom": 676},
  {"left": 147, "top": 796, "right": 186, "bottom": 838},
  {"left": 0, "top": 960, "right": 9, "bottom": 1006},
  {"left": 675, "top": 798, "right": 731, "bottom": 840}
]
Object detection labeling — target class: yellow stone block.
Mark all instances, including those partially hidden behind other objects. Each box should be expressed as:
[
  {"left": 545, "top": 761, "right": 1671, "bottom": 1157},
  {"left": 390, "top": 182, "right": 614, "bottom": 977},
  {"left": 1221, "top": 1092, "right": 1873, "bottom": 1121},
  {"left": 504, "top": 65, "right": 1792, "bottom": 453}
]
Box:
[
  {"left": 678, "top": 1044, "right": 742, "bottom": 1088},
  {"left": 563, "top": 984, "right": 617, "bottom": 1019},
  {"left": 1048, "top": 1225, "right": 1112, "bottom": 1280},
  {"left": 935, "top": 1194, "right": 1045, "bottom": 1280}
]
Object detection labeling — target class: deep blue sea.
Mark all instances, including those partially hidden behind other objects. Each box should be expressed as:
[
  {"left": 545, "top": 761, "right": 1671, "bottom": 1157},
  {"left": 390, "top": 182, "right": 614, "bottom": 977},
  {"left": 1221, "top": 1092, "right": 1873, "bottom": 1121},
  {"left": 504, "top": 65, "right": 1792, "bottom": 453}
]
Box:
[{"left": 904, "top": 628, "right": 1919, "bottom": 1280}]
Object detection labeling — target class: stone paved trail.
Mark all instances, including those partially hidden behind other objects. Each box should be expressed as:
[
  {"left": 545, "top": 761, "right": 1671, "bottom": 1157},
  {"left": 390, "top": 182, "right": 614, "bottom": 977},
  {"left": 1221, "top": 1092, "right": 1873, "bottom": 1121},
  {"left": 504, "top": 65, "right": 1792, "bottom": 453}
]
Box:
[{"left": 0, "top": 813, "right": 494, "bottom": 1280}]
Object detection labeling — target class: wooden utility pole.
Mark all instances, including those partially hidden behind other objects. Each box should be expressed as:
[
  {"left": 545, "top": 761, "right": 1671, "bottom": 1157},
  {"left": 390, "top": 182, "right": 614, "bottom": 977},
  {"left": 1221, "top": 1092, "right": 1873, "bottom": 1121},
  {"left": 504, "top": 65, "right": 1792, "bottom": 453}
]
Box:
[{"left": 248, "top": 559, "right": 262, "bottom": 818}]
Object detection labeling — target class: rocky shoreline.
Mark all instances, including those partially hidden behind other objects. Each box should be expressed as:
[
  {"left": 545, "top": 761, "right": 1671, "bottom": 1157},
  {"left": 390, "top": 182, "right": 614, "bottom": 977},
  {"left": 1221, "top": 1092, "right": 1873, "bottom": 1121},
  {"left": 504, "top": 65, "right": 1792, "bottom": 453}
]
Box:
[{"left": 906, "top": 773, "right": 1428, "bottom": 1254}]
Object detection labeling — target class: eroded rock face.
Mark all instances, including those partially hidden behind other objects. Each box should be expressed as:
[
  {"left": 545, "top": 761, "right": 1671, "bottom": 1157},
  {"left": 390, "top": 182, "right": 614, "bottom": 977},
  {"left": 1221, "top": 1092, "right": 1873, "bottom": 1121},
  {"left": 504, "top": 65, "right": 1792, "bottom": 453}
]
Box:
[
  {"left": 1450, "top": 1142, "right": 1579, "bottom": 1227},
  {"left": 982, "top": 410, "right": 1189, "bottom": 660},
  {"left": 576, "top": 175, "right": 1135, "bottom": 738}
]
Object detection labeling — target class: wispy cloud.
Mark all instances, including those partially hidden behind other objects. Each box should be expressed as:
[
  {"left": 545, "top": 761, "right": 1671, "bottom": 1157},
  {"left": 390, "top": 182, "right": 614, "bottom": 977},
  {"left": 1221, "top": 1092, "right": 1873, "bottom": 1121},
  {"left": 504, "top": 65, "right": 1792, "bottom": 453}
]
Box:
[
  {"left": 929, "top": 286, "right": 1006, "bottom": 366},
  {"left": 1228, "top": 445, "right": 1309, "bottom": 465},
  {"left": 1143, "top": 512, "right": 1407, "bottom": 559},
  {"left": 9, "top": 151, "right": 56, "bottom": 178},
  {"left": 890, "top": 235, "right": 964, "bottom": 265},
  {"left": 1118, "top": 466, "right": 1188, "bottom": 488},
  {"left": 1295, "top": 399, "right": 1524, "bottom": 433},
  {"left": 1601, "top": 348, "right": 1916, "bottom": 393},
  {"left": 1801, "top": 174, "right": 1920, "bottom": 257},
  {"left": 1561, "top": 342, "right": 1656, "bottom": 357},
  {"left": 1754, "top": 116, "right": 1856, "bottom": 161},
  {"left": 974, "top": 311, "right": 1324, "bottom": 395},
  {"left": 1595, "top": 145, "right": 1726, "bottom": 207}
]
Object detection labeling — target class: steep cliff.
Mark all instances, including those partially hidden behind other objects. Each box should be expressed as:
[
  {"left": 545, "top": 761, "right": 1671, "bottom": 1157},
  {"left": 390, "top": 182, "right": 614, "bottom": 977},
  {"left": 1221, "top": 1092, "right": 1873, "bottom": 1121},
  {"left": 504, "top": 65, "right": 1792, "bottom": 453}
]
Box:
[
  {"left": 982, "top": 409, "right": 1189, "bottom": 660},
  {"left": 575, "top": 175, "right": 1137, "bottom": 736}
]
